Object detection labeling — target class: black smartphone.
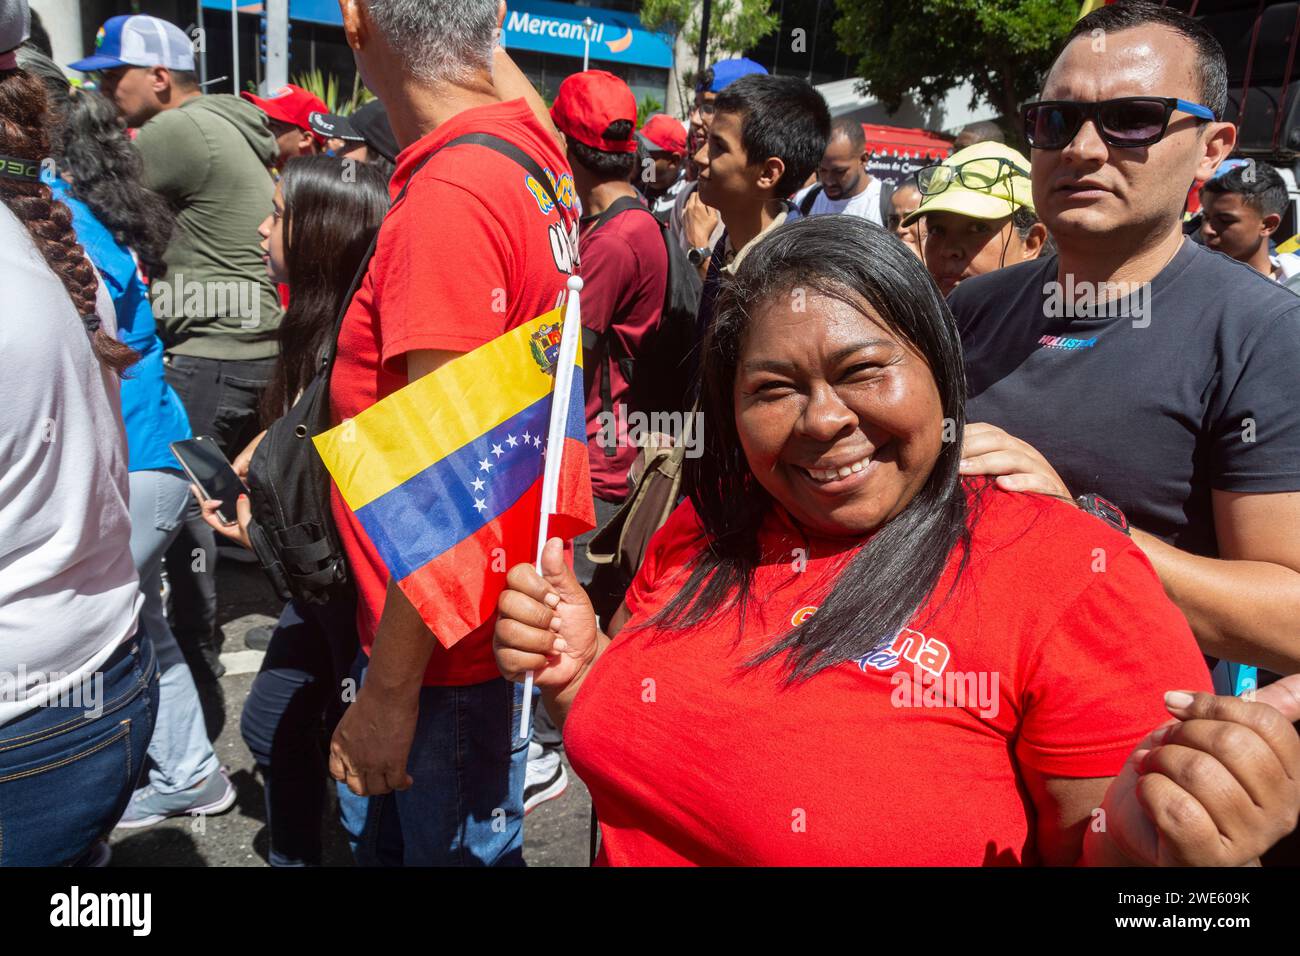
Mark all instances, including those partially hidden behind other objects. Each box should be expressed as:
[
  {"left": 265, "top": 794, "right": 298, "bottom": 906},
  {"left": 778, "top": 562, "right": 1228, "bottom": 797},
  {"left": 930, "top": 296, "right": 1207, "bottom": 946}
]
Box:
[{"left": 171, "top": 436, "right": 245, "bottom": 525}]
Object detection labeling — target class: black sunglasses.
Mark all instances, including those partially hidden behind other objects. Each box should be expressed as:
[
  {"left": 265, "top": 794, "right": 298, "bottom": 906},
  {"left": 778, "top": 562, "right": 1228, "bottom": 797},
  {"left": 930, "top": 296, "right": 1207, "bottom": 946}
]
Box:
[{"left": 1022, "top": 97, "right": 1217, "bottom": 150}]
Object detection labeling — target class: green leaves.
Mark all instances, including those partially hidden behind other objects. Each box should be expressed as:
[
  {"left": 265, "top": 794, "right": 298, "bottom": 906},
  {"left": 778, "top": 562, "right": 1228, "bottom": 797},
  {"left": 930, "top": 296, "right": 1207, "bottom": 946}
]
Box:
[{"left": 833, "top": 0, "right": 1078, "bottom": 129}]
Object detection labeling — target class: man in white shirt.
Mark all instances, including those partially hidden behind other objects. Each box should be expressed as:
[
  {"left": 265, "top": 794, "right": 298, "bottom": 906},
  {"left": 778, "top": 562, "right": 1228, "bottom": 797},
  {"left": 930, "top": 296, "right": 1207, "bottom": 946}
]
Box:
[{"left": 789, "top": 116, "right": 887, "bottom": 224}]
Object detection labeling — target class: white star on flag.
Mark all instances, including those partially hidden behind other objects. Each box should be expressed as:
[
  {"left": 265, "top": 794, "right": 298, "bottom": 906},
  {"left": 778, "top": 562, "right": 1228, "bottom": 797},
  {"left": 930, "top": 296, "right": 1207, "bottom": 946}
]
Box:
[
  {"left": 492, "top": 443, "right": 504, "bottom": 458},
  {"left": 474, "top": 498, "right": 487, "bottom": 513},
  {"left": 506, "top": 434, "right": 518, "bottom": 448},
  {"left": 471, "top": 476, "right": 485, "bottom": 491},
  {"left": 522, "top": 430, "right": 531, "bottom": 445},
  {"left": 479, "top": 458, "right": 492, "bottom": 472}
]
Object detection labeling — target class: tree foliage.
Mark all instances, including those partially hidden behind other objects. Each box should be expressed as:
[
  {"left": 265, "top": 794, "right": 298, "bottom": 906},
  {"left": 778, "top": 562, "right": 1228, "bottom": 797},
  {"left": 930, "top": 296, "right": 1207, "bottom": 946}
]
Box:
[
  {"left": 643, "top": 0, "right": 781, "bottom": 112},
  {"left": 833, "top": 0, "right": 1079, "bottom": 125}
]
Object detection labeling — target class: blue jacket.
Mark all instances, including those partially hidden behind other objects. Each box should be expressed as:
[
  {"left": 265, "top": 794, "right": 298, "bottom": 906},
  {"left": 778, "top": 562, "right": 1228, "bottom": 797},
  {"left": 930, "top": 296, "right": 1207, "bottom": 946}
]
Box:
[{"left": 51, "top": 178, "right": 192, "bottom": 471}]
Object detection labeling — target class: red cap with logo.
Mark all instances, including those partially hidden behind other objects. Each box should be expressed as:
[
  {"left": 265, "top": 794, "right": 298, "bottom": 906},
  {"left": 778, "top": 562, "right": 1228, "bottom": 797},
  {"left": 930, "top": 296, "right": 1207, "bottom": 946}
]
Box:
[
  {"left": 241, "top": 84, "right": 329, "bottom": 140},
  {"left": 550, "top": 70, "right": 638, "bottom": 154}
]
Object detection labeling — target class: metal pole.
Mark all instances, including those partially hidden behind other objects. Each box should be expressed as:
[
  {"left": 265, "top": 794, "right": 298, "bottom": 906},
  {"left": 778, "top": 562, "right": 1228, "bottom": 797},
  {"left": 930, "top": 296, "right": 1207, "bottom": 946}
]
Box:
[
  {"left": 1272, "top": 4, "right": 1300, "bottom": 151},
  {"left": 773, "top": 0, "right": 785, "bottom": 74},
  {"left": 230, "top": 0, "right": 240, "bottom": 94},
  {"left": 582, "top": 16, "right": 593, "bottom": 72},
  {"left": 697, "top": 0, "right": 712, "bottom": 78},
  {"left": 1238, "top": 0, "right": 1266, "bottom": 126},
  {"left": 197, "top": 0, "right": 207, "bottom": 89},
  {"left": 265, "top": 0, "right": 288, "bottom": 91},
  {"left": 807, "top": 0, "right": 822, "bottom": 83}
]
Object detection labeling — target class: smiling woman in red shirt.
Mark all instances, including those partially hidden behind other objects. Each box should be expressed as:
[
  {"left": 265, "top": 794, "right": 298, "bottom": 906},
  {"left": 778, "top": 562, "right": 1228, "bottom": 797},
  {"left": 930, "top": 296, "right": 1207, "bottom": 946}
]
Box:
[{"left": 494, "top": 215, "right": 1300, "bottom": 867}]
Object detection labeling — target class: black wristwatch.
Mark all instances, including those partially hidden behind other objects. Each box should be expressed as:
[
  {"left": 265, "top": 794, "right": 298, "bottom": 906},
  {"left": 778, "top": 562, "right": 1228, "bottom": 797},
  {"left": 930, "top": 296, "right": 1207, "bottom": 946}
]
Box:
[
  {"left": 1076, "top": 493, "right": 1130, "bottom": 536},
  {"left": 687, "top": 245, "right": 713, "bottom": 266}
]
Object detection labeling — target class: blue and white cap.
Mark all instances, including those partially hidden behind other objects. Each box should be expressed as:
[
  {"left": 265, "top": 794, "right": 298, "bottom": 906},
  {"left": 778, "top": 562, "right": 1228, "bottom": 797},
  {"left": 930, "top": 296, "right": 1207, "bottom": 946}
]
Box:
[{"left": 69, "top": 14, "right": 195, "bottom": 72}]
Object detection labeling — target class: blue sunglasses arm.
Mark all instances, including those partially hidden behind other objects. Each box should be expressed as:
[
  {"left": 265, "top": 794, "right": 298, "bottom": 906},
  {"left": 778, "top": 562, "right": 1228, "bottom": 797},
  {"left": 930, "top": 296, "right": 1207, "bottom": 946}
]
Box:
[{"left": 1176, "top": 99, "right": 1217, "bottom": 121}]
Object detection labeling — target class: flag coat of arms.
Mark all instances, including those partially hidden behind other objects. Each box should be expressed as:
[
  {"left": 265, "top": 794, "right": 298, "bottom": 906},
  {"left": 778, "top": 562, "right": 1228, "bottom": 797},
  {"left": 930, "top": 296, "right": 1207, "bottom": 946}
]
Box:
[{"left": 314, "top": 305, "right": 595, "bottom": 648}]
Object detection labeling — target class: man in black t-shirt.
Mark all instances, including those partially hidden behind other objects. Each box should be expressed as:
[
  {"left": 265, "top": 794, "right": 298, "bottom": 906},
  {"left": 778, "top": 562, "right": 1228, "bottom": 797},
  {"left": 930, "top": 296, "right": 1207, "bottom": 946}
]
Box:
[{"left": 952, "top": 3, "right": 1300, "bottom": 677}]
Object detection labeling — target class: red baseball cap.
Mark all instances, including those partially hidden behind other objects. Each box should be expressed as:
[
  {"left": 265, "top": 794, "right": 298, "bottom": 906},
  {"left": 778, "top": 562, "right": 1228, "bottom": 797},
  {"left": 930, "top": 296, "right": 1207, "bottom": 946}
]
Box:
[
  {"left": 241, "top": 84, "right": 328, "bottom": 140},
  {"left": 550, "top": 70, "right": 637, "bottom": 154},
  {"left": 637, "top": 114, "right": 687, "bottom": 156}
]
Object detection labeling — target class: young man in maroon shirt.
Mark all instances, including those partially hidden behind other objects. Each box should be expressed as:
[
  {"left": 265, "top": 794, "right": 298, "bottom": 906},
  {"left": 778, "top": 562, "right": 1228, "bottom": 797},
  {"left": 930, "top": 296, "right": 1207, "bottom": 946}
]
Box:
[
  {"left": 549, "top": 70, "right": 668, "bottom": 623},
  {"left": 327, "top": 0, "right": 579, "bottom": 865}
]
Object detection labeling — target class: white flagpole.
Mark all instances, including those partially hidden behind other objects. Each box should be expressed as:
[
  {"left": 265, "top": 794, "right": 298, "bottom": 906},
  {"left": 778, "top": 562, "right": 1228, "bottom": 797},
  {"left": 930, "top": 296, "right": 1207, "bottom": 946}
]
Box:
[{"left": 520, "top": 274, "right": 584, "bottom": 739}]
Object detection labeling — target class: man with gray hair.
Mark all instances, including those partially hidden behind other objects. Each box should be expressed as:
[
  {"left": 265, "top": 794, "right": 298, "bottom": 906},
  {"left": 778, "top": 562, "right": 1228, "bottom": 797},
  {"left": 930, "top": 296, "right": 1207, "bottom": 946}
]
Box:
[{"left": 326, "top": 0, "right": 580, "bottom": 865}]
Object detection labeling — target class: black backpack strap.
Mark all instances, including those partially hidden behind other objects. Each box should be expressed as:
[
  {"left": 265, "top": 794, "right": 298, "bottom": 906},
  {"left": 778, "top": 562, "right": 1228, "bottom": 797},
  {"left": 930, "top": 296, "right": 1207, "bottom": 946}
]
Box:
[
  {"left": 320, "top": 132, "right": 571, "bottom": 375},
  {"left": 798, "top": 183, "right": 823, "bottom": 217},
  {"left": 588, "top": 194, "right": 651, "bottom": 231},
  {"left": 448, "top": 131, "right": 566, "bottom": 216},
  {"left": 580, "top": 194, "right": 650, "bottom": 457}
]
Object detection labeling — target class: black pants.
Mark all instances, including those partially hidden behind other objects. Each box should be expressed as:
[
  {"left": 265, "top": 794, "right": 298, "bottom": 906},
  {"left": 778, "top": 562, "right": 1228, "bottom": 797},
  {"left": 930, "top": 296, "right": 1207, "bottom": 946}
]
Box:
[
  {"left": 163, "top": 353, "right": 276, "bottom": 681},
  {"left": 239, "top": 596, "right": 358, "bottom": 867}
]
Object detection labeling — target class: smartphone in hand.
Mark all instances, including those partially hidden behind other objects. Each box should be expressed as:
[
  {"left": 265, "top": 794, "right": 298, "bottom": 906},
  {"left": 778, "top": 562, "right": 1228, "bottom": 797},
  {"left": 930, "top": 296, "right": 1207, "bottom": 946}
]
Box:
[{"left": 171, "top": 436, "right": 245, "bottom": 525}]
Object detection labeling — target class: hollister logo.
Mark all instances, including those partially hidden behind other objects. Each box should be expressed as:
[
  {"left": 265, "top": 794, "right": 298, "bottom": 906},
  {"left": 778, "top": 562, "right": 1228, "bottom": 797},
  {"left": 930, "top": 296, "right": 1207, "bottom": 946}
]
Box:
[
  {"left": 855, "top": 628, "right": 951, "bottom": 678},
  {"left": 529, "top": 322, "right": 562, "bottom": 373}
]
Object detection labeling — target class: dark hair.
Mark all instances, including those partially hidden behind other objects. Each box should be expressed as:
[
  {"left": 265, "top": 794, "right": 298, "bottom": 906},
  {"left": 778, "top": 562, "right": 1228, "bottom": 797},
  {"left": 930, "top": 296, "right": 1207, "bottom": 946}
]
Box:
[
  {"left": 27, "top": 10, "right": 53, "bottom": 57},
  {"left": 656, "top": 215, "right": 973, "bottom": 682},
  {"left": 1011, "top": 205, "right": 1039, "bottom": 239},
  {"left": 1066, "top": 0, "right": 1227, "bottom": 119},
  {"left": 958, "top": 120, "right": 1004, "bottom": 145},
  {"left": 1202, "top": 161, "right": 1289, "bottom": 217},
  {"left": 713, "top": 74, "right": 831, "bottom": 198},
  {"left": 57, "top": 90, "right": 176, "bottom": 281},
  {"left": 695, "top": 67, "right": 714, "bottom": 94},
  {"left": 829, "top": 115, "right": 866, "bottom": 152},
  {"left": 0, "top": 67, "right": 136, "bottom": 375},
  {"left": 568, "top": 120, "right": 636, "bottom": 181},
  {"left": 169, "top": 69, "right": 200, "bottom": 92},
  {"left": 261, "top": 155, "right": 389, "bottom": 422}
]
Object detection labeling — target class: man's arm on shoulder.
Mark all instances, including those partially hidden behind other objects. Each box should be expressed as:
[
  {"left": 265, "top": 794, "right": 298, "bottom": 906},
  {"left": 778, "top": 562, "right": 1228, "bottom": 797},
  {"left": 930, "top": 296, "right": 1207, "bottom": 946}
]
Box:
[
  {"left": 492, "top": 47, "right": 563, "bottom": 148},
  {"left": 133, "top": 110, "right": 210, "bottom": 200},
  {"left": 1134, "top": 491, "right": 1300, "bottom": 674}
]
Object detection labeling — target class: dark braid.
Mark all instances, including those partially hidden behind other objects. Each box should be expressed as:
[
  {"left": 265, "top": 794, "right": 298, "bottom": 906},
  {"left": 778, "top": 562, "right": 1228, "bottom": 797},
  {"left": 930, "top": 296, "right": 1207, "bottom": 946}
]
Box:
[{"left": 0, "top": 67, "right": 137, "bottom": 375}]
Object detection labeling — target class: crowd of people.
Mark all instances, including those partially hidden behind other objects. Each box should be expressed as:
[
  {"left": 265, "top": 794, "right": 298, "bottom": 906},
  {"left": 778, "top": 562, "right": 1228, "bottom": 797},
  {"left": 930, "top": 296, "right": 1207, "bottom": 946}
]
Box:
[{"left": 1, "top": 0, "right": 1299, "bottom": 868}]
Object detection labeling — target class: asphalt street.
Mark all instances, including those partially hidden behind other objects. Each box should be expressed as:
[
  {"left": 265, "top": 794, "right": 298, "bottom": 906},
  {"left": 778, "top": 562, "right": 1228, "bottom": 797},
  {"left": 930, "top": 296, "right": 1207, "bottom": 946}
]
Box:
[{"left": 107, "top": 556, "right": 591, "bottom": 867}]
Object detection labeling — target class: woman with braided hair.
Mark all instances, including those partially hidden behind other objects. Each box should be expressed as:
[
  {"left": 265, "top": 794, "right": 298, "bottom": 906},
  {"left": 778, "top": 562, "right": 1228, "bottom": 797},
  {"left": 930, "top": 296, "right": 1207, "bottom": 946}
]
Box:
[
  {"left": 0, "top": 1, "right": 159, "bottom": 866},
  {"left": 28, "top": 52, "right": 237, "bottom": 830}
]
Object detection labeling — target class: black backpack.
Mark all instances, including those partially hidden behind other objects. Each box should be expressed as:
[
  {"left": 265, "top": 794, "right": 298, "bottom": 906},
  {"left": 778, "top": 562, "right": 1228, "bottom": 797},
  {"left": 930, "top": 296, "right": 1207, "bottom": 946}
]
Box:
[
  {"left": 580, "top": 195, "right": 702, "bottom": 441},
  {"left": 798, "top": 177, "right": 895, "bottom": 222},
  {"left": 245, "top": 133, "right": 569, "bottom": 605}
]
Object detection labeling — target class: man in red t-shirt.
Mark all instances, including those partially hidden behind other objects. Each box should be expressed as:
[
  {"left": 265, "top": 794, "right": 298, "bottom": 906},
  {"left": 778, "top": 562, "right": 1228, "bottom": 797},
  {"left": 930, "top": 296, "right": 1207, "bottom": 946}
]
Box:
[
  {"left": 326, "top": 0, "right": 579, "bottom": 865},
  {"left": 549, "top": 70, "right": 668, "bottom": 622}
]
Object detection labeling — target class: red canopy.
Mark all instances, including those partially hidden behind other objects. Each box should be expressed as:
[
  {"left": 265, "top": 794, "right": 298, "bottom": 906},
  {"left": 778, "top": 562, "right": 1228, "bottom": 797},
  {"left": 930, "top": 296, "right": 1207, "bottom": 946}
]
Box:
[
  {"left": 861, "top": 124, "right": 954, "bottom": 186},
  {"left": 861, "top": 123, "right": 953, "bottom": 163}
]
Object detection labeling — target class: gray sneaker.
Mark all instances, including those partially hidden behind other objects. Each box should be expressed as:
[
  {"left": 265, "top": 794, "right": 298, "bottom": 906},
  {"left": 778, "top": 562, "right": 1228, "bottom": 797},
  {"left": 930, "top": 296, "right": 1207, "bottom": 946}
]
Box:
[{"left": 114, "top": 768, "right": 236, "bottom": 829}]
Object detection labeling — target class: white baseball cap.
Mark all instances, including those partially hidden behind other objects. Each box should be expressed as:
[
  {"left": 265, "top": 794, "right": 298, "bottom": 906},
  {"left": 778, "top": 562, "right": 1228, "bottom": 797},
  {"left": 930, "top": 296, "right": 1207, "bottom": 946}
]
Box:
[{"left": 69, "top": 14, "right": 195, "bottom": 73}]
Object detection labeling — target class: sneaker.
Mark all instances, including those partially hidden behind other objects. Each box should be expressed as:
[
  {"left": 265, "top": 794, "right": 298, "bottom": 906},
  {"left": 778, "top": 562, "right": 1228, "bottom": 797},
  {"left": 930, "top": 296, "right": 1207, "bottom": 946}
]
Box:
[
  {"left": 114, "top": 767, "right": 237, "bottom": 830},
  {"left": 524, "top": 742, "right": 567, "bottom": 814},
  {"left": 244, "top": 625, "right": 273, "bottom": 651}
]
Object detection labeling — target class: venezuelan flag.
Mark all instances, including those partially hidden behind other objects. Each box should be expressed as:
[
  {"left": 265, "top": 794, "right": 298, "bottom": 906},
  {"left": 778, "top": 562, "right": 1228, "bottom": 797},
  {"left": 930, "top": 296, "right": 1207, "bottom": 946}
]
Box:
[{"left": 315, "top": 306, "right": 595, "bottom": 648}]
